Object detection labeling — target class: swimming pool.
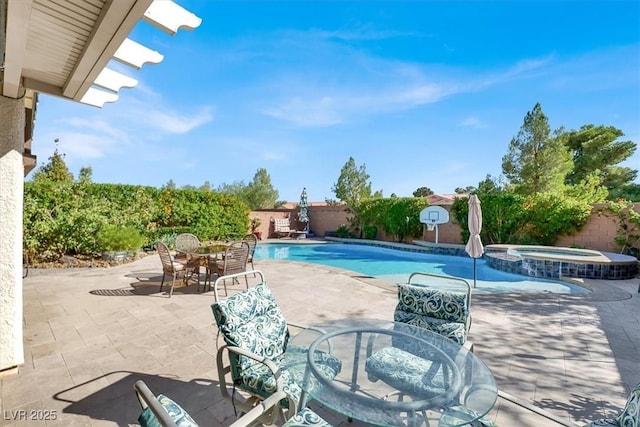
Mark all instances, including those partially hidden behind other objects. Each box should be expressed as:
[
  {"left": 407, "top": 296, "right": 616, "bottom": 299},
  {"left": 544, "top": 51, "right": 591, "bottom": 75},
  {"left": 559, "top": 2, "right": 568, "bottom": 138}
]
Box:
[{"left": 254, "top": 243, "right": 589, "bottom": 295}]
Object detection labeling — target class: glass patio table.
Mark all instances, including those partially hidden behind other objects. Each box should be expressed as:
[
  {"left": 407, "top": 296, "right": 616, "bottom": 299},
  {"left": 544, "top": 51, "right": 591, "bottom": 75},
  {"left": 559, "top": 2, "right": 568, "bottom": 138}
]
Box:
[{"left": 287, "top": 318, "right": 497, "bottom": 427}]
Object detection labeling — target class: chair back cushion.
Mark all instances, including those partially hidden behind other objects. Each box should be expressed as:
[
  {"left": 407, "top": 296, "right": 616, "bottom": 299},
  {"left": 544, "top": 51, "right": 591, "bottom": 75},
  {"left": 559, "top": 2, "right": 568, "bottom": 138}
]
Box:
[
  {"left": 396, "top": 283, "right": 469, "bottom": 324},
  {"left": 394, "top": 283, "right": 469, "bottom": 344},
  {"left": 274, "top": 218, "right": 291, "bottom": 233},
  {"left": 212, "top": 283, "right": 289, "bottom": 378}
]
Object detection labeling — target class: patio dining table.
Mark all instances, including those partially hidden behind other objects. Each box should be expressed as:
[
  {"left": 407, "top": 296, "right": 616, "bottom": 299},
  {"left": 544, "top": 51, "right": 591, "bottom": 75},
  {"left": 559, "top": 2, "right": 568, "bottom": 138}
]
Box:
[
  {"left": 184, "top": 243, "right": 229, "bottom": 289},
  {"left": 287, "top": 318, "right": 497, "bottom": 427}
]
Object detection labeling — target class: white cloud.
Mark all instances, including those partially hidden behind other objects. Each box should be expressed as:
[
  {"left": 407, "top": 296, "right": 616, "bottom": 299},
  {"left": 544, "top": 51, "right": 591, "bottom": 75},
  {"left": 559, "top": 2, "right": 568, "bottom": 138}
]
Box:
[
  {"left": 459, "top": 117, "right": 487, "bottom": 128},
  {"left": 144, "top": 107, "right": 214, "bottom": 134},
  {"left": 57, "top": 132, "right": 119, "bottom": 159}
]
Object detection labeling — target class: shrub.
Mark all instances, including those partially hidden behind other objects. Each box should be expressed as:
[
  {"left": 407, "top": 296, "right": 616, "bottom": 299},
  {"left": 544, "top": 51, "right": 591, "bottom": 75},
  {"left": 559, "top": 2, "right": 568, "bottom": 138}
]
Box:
[
  {"left": 363, "top": 224, "right": 377, "bottom": 240},
  {"left": 96, "top": 225, "right": 146, "bottom": 252},
  {"left": 335, "top": 224, "right": 351, "bottom": 238}
]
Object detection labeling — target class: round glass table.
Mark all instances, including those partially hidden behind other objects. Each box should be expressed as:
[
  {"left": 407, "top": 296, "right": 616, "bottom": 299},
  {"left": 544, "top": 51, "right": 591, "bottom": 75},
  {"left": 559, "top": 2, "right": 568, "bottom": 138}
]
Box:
[{"left": 287, "top": 318, "right": 497, "bottom": 427}]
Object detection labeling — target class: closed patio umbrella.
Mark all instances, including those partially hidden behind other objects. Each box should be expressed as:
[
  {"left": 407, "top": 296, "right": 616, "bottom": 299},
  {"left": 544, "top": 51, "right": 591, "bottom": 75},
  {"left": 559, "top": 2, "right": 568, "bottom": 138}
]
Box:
[
  {"left": 465, "top": 194, "right": 484, "bottom": 288},
  {"left": 299, "top": 187, "right": 309, "bottom": 233}
]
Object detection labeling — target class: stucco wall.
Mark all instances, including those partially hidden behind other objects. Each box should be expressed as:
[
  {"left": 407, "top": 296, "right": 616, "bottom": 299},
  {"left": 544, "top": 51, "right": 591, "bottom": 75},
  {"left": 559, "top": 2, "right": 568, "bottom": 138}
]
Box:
[
  {"left": 252, "top": 202, "right": 640, "bottom": 253},
  {"left": 0, "top": 96, "right": 25, "bottom": 372},
  {"left": 250, "top": 206, "right": 349, "bottom": 238}
]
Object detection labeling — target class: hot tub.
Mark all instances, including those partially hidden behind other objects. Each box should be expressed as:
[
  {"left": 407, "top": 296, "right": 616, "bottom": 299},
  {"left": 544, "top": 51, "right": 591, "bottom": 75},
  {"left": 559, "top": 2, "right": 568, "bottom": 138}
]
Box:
[{"left": 485, "top": 244, "right": 638, "bottom": 280}]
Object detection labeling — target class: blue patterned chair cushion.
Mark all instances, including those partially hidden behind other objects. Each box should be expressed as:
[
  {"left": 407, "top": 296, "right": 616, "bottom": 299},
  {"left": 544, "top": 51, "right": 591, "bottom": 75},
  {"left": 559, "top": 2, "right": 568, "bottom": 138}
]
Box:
[
  {"left": 138, "top": 394, "right": 199, "bottom": 427},
  {"left": 583, "top": 382, "right": 639, "bottom": 427},
  {"left": 583, "top": 420, "right": 620, "bottom": 427},
  {"left": 283, "top": 407, "right": 333, "bottom": 427},
  {"left": 365, "top": 346, "right": 446, "bottom": 396},
  {"left": 212, "top": 283, "right": 289, "bottom": 378},
  {"left": 395, "top": 283, "right": 469, "bottom": 345},
  {"left": 237, "top": 344, "right": 342, "bottom": 403},
  {"left": 212, "top": 284, "right": 342, "bottom": 408}
]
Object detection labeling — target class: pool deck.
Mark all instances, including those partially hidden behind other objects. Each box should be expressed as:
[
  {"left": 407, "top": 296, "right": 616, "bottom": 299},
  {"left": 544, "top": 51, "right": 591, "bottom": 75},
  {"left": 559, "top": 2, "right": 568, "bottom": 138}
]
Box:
[{"left": 1, "top": 249, "right": 638, "bottom": 426}]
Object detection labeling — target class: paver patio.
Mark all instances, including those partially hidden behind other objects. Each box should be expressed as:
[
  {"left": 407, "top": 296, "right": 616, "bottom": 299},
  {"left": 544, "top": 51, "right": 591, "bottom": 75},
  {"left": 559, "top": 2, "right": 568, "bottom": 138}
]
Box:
[{"left": 1, "top": 246, "right": 638, "bottom": 426}]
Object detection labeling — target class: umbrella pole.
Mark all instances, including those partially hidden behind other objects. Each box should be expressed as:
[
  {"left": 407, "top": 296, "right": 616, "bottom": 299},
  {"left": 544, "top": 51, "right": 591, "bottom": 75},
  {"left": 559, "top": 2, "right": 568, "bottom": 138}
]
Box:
[{"left": 473, "top": 258, "right": 477, "bottom": 288}]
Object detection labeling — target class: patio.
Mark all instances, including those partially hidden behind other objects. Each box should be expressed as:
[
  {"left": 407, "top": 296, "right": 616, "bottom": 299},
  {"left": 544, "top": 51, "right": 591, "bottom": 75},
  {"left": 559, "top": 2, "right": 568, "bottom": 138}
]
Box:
[{"left": 1, "top": 249, "right": 638, "bottom": 426}]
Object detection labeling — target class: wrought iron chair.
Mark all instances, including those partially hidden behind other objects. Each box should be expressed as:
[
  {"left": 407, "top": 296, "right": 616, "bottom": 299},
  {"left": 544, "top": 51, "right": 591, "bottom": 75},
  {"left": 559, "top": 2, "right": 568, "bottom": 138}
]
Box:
[
  {"left": 156, "top": 241, "right": 198, "bottom": 298},
  {"left": 212, "top": 282, "right": 342, "bottom": 424}
]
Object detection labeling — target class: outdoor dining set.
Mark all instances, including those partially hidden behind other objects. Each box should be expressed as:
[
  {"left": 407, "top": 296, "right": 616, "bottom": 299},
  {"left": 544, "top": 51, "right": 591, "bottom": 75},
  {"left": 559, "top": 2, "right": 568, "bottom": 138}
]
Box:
[
  {"left": 155, "top": 232, "right": 258, "bottom": 298},
  {"left": 139, "top": 235, "right": 640, "bottom": 427}
]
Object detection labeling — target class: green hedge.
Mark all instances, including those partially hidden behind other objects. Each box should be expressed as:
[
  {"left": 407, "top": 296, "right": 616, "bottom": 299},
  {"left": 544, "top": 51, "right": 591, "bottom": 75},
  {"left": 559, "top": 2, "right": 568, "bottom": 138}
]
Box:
[
  {"left": 24, "top": 182, "right": 249, "bottom": 261},
  {"left": 451, "top": 191, "right": 592, "bottom": 245}
]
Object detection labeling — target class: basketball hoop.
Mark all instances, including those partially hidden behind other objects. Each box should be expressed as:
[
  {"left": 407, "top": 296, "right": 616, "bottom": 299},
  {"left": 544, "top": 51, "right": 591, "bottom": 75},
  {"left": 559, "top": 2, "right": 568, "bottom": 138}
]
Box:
[{"left": 426, "top": 222, "right": 436, "bottom": 231}]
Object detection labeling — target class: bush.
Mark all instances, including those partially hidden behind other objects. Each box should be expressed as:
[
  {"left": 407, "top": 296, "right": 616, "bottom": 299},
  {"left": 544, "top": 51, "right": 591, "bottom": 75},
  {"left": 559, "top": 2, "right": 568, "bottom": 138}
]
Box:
[
  {"left": 96, "top": 225, "right": 146, "bottom": 252},
  {"left": 363, "top": 224, "right": 377, "bottom": 240},
  {"left": 335, "top": 224, "right": 351, "bottom": 238}
]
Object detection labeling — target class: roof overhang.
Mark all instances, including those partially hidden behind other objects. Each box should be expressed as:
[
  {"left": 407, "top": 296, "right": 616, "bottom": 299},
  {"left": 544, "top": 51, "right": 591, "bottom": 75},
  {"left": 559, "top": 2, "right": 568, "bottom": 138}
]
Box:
[{"left": 1, "top": 0, "right": 201, "bottom": 107}]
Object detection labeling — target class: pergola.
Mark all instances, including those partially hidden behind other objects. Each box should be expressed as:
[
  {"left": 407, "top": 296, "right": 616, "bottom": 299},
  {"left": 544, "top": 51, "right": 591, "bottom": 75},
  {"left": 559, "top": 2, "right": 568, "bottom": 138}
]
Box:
[{"left": 0, "top": 0, "right": 201, "bottom": 374}]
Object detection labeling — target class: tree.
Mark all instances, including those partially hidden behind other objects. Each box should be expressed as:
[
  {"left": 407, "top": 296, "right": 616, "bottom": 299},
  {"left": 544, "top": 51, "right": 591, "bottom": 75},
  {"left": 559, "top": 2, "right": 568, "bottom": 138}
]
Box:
[
  {"left": 564, "top": 124, "right": 637, "bottom": 196},
  {"left": 412, "top": 187, "right": 434, "bottom": 197},
  {"left": 162, "top": 180, "right": 177, "bottom": 190},
  {"left": 501, "top": 103, "right": 572, "bottom": 195},
  {"left": 77, "top": 166, "right": 92, "bottom": 184},
  {"left": 244, "top": 168, "right": 279, "bottom": 209},
  {"left": 332, "top": 157, "right": 372, "bottom": 206},
  {"left": 454, "top": 186, "right": 476, "bottom": 194},
  {"left": 32, "top": 149, "right": 74, "bottom": 183}
]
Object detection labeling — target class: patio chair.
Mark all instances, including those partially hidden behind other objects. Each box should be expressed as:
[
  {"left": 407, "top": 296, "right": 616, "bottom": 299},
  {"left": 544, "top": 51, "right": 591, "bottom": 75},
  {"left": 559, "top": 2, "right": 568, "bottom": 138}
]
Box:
[
  {"left": 364, "top": 273, "right": 474, "bottom": 419},
  {"left": 204, "top": 241, "right": 250, "bottom": 293},
  {"left": 156, "top": 241, "right": 198, "bottom": 298},
  {"left": 582, "top": 382, "right": 640, "bottom": 426},
  {"left": 212, "top": 282, "right": 342, "bottom": 424},
  {"left": 174, "top": 233, "right": 201, "bottom": 258},
  {"left": 273, "top": 217, "right": 293, "bottom": 238},
  {"left": 134, "top": 380, "right": 199, "bottom": 427},
  {"left": 394, "top": 273, "right": 473, "bottom": 349},
  {"left": 228, "top": 390, "right": 333, "bottom": 427},
  {"left": 242, "top": 233, "right": 258, "bottom": 273}
]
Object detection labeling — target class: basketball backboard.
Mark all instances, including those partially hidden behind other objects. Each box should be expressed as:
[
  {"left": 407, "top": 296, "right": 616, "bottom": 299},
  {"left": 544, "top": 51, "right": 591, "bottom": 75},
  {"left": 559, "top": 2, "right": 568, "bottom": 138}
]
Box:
[{"left": 419, "top": 206, "right": 450, "bottom": 225}]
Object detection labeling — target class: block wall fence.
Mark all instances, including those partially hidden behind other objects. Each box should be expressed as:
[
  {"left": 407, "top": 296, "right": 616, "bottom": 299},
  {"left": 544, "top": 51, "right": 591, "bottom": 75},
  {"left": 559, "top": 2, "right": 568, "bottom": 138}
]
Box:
[{"left": 249, "top": 203, "right": 640, "bottom": 253}]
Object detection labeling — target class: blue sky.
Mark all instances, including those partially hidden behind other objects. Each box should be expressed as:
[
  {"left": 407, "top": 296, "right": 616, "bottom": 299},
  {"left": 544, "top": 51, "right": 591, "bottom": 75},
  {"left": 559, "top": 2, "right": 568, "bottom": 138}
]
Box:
[{"left": 31, "top": 1, "right": 640, "bottom": 203}]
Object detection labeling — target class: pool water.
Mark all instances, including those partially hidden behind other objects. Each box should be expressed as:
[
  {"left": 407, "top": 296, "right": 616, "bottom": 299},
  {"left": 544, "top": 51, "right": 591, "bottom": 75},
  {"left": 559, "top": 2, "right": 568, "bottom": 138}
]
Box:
[{"left": 254, "top": 243, "right": 589, "bottom": 295}]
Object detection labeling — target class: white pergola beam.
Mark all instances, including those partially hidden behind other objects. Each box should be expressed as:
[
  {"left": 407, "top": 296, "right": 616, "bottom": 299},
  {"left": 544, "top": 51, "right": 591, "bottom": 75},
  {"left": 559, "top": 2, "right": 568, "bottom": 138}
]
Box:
[
  {"left": 93, "top": 68, "right": 138, "bottom": 92},
  {"left": 80, "top": 87, "right": 119, "bottom": 108},
  {"left": 113, "top": 39, "right": 163, "bottom": 69},
  {"left": 143, "top": 1, "right": 202, "bottom": 35}
]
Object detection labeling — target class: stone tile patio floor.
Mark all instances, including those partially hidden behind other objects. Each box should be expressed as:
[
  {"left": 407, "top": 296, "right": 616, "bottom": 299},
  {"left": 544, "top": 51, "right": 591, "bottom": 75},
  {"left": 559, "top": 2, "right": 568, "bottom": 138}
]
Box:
[{"left": 1, "top": 251, "right": 638, "bottom": 427}]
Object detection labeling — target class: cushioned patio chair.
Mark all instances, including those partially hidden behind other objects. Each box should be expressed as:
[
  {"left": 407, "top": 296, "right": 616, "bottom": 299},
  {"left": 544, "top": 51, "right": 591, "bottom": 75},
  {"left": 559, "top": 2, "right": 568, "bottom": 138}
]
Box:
[
  {"left": 273, "top": 217, "right": 293, "bottom": 238},
  {"left": 212, "top": 282, "right": 342, "bottom": 424},
  {"left": 228, "top": 390, "right": 333, "bottom": 427},
  {"left": 134, "top": 380, "right": 199, "bottom": 427},
  {"left": 396, "top": 272, "right": 473, "bottom": 348},
  {"left": 364, "top": 273, "right": 474, "bottom": 422},
  {"left": 582, "top": 382, "right": 640, "bottom": 426},
  {"left": 156, "top": 241, "right": 198, "bottom": 298}
]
